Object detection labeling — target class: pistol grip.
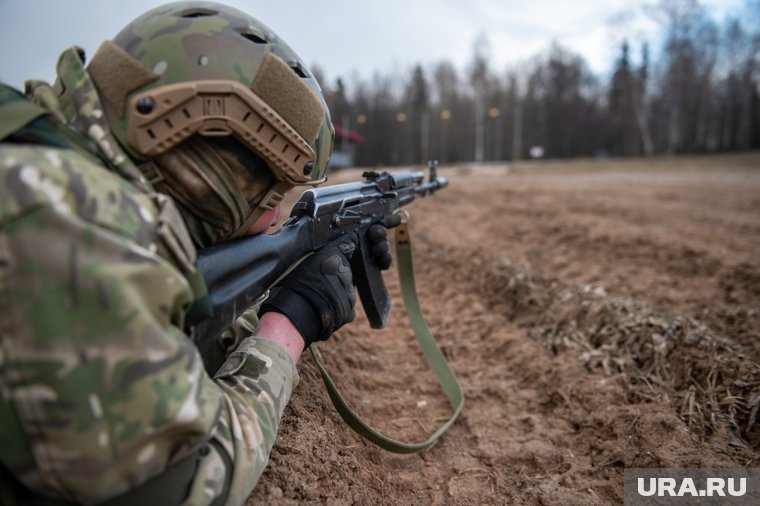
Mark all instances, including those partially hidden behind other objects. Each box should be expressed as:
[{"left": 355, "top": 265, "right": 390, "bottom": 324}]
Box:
[{"left": 350, "top": 230, "right": 391, "bottom": 328}]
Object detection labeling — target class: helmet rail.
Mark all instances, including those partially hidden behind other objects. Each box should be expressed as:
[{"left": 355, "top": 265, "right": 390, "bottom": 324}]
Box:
[{"left": 127, "top": 80, "right": 320, "bottom": 187}]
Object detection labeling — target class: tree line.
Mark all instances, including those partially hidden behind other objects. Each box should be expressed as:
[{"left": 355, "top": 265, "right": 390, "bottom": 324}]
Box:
[{"left": 316, "top": 0, "right": 760, "bottom": 166}]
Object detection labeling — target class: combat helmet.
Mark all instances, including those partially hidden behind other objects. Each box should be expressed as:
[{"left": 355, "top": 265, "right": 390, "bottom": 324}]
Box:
[{"left": 86, "top": 1, "right": 334, "bottom": 246}]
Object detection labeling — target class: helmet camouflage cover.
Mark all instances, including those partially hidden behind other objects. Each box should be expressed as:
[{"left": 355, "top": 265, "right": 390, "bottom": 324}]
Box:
[{"left": 87, "top": 1, "right": 334, "bottom": 246}]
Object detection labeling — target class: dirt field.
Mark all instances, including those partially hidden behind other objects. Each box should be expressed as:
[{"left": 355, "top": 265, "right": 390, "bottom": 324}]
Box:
[{"left": 248, "top": 153, "right": 760, "bottom": 505}]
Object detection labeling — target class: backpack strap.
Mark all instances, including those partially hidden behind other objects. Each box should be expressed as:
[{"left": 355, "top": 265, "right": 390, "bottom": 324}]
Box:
[
  {"left": 0, "top": 85, "right": 53, "bottom": 142},
  {"left": 0, "top": 83, "right": 101, "bottom": 163}
]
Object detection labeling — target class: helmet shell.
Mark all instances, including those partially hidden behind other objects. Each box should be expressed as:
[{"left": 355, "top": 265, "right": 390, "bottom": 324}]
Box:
[{"left": 102, "top": 1, "right": 333, "bottom": 181}]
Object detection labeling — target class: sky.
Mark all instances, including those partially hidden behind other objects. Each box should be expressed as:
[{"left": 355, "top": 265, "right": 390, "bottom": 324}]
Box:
[{"left": 0, "top": 0, "right": 747, "bottom": 91}]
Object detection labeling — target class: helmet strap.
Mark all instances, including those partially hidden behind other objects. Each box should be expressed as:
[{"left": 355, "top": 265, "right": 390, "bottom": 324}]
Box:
[{"left": 229, "top": 180, "right": 292, "bottom": 239}]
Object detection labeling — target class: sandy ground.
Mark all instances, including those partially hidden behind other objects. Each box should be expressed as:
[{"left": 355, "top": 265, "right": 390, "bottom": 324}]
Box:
[{"left": 248, "top": 153, "right": 760, "bottom": 505}]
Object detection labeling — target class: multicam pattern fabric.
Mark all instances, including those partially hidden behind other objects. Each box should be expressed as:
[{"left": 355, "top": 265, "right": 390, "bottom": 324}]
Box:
[
  {"left": 27, "top": 47, "right": 152, "bottom": 192},
  {"left": 0, "top": 46, "right": 298, "bottom": 506}
]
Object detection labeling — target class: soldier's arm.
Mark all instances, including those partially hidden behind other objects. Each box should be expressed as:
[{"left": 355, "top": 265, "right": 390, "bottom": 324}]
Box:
[
  {"left": 0, "top": 146, "right": 297, "bottom": 505},
  {"left": 256, "top": 312, "right": 306, "bottom": 363}
]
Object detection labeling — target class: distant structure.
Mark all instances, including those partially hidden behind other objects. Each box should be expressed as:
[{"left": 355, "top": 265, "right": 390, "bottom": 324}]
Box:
[{"left": 329, "top": 124, "right": 365, "bottom": 169}]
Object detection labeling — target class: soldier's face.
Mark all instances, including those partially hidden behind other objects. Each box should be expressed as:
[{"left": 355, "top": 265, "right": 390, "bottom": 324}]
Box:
[{"left": 247, "top": 205, "right": 280, "bottom": 235}]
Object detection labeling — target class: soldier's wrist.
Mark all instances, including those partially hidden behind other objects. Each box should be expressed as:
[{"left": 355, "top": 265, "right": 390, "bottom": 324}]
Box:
[
  {"left": 260, "top": 288, "right": 324, "bottom": 348},
  {"left": 256, "top": 312, "right": 305, "bottom": 363}
]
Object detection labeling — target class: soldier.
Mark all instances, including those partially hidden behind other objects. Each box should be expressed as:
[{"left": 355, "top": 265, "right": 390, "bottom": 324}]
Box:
[{"left": 0, "top": 2, "right": 392, "bottom": 504}]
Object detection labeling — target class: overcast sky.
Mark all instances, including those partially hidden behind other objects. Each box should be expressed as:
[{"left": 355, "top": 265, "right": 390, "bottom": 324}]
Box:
[{"left": 0, "top": 0, "right": 746, "bottom": 90}]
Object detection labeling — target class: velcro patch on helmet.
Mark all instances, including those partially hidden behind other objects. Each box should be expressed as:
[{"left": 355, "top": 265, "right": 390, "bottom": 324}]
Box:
[
  {"left": 251, "top": 53, "right": 325, "bottom": 145},
  {"left": 88, "top": 40, "right": 159, "bottom": 118}
]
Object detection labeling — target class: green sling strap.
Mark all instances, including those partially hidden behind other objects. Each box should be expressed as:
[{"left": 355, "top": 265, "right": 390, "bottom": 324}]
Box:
[{"left": 310, "top": 218, "right": 465, "bottom": 453}]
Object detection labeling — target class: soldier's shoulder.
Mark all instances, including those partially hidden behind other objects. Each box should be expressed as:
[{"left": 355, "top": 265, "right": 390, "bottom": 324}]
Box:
[{"left": 0, "top": 143, "right": 160, "bottom": 243}]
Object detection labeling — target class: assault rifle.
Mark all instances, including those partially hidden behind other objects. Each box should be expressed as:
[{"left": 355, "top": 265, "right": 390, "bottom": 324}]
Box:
[{"left": 191, "top": 161, "right": 448, "bottom": 374}]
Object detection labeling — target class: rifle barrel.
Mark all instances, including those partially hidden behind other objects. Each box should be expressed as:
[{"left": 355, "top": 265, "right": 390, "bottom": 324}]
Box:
[{"left": 415, "top": 176, "right": 449, "bottom": 196}]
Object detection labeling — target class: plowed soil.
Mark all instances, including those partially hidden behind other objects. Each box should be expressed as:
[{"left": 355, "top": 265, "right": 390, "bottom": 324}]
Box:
[{"left": 249, "top": 153, "right": 760, "bottom": 505}]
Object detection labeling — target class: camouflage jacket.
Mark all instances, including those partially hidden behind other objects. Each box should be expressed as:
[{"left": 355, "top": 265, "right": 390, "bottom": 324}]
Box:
[{"left": 0, "top": 47, "right": 298, "bottom": 505}]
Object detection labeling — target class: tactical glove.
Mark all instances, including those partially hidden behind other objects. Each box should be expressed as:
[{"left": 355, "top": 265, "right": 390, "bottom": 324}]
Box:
[
  {"left": 368, "top": 214, "right": 402, "bottom": 271},
  {"left": 260, "top": 234, "right": 358, "bottom": 348}
]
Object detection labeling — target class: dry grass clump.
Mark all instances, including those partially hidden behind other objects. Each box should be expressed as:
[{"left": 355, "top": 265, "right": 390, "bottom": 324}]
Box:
[{"left": 483, "top": 259, "right": 760, "bottom": 449}]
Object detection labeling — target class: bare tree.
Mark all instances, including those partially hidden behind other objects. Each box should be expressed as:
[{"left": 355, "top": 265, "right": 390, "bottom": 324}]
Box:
[
  {"left": 469, "top": 33, "right": 491, "bottom": 163},
  {"left": 321, "top": 0, "right": 757, "bottom": 167},
  {"left": 405, "top": 65, "right": 430, "bottom": 164},
  {"left": 647, "top": 0, "right": 718, "bottom": 154}
]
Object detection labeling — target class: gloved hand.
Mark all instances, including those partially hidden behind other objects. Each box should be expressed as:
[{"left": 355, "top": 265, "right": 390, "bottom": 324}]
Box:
[
  {"left": 260, "top": 234, "right": 357, "bottom": 348},
  {"left": 368, "top": 214, "right": 402, "bottom": 271}
]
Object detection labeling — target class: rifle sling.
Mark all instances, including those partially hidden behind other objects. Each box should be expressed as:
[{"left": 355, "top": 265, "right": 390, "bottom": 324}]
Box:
[{"left": 309, "top": 219, "right": 465, "bottom": 453}]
